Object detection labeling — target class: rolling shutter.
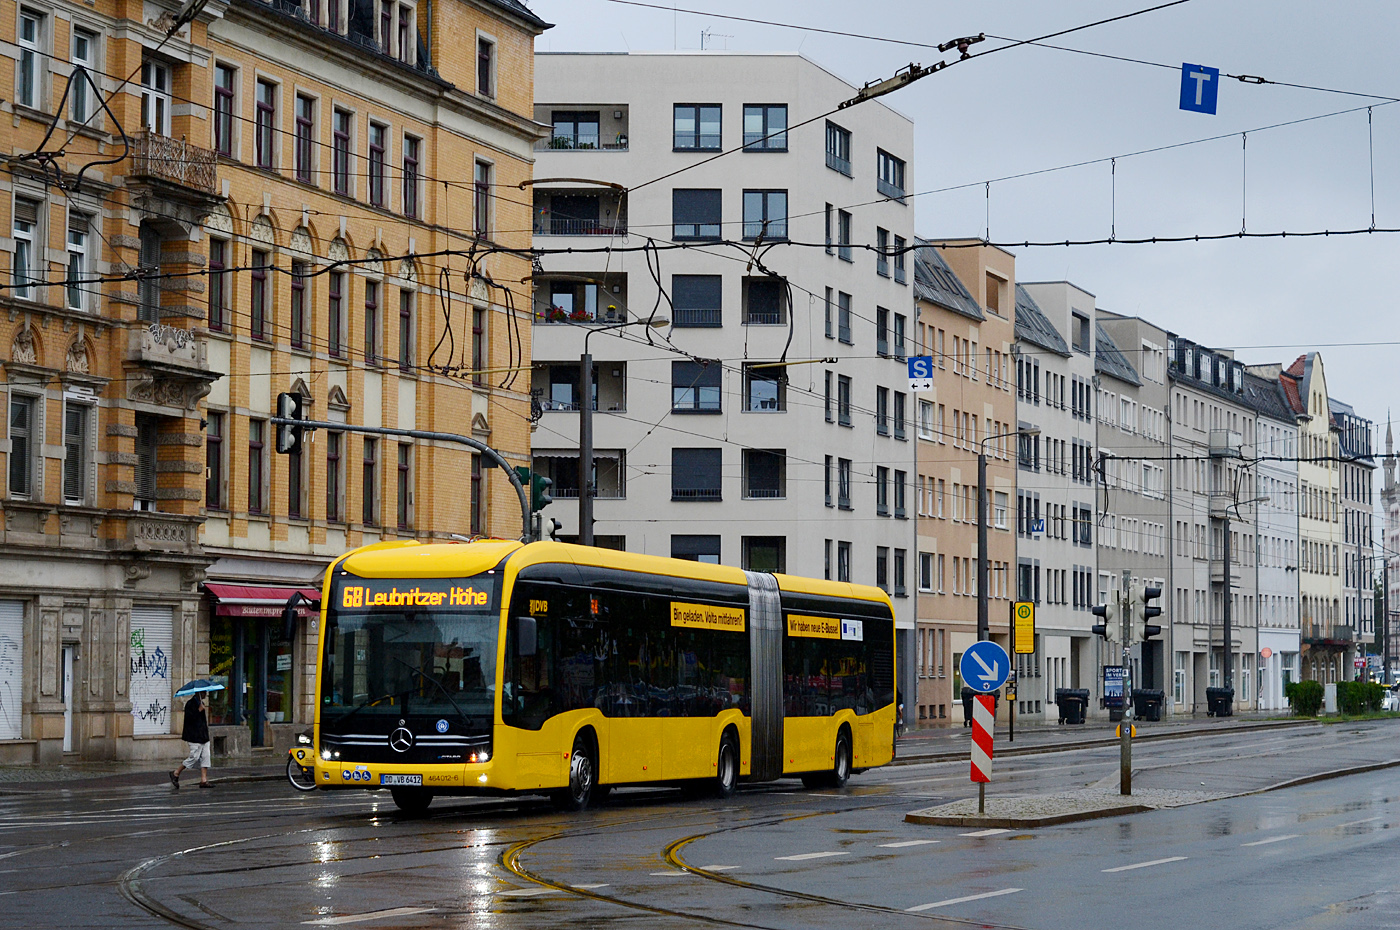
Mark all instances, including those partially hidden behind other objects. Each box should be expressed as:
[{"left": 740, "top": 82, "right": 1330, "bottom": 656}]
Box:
[
  {"left": 130, "top": 606, "right": 174, "bottom": 736},
  {"left": 0, "top": 600, "right": 22, "bottom": 741}
]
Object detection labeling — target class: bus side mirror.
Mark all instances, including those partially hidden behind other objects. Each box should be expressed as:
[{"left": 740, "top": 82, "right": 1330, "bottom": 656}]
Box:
[
  {"left": 516, "top": 616, "right": 537, "bottom": 657},
  {"left": 281, "top": 592, "right": 312, "bottom": 642}
]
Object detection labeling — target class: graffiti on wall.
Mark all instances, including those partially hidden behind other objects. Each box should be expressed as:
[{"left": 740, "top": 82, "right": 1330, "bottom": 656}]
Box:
[
  {"left": 129, "top": 626, "right": 171, "bottom": 735},
  {"left": 0, "top": 632, "right": 19, "bottom": 740}
]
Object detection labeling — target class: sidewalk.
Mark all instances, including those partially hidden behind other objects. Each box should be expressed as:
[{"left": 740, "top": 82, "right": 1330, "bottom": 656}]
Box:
[{"left": 0, "top": 750, "right": 286, "bottom": 793}]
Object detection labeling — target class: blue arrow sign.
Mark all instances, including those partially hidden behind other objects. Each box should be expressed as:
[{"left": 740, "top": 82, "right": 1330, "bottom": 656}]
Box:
[
  {"left": 907, "top": 355, "right": 934, "bottom": 392},
  {"left": 1180, "top": 63, "right": 1220, "bottom": 114},
  {"left": 960, "top": 640, "right": 1010, "bottom": 694}
]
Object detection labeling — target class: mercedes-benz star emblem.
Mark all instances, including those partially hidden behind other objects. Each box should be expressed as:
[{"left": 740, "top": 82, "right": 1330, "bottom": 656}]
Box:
[{"left": 388, "top": 727, "right": 414, "bottom": 753}]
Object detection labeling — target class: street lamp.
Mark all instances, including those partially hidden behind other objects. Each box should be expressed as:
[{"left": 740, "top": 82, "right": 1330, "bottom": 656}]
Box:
[
  {"left": 978, "top": 427, "right": 1039, "bottom": 641},
  {"left": 579, "top": 313, "right": 669, "bottom": 546}
]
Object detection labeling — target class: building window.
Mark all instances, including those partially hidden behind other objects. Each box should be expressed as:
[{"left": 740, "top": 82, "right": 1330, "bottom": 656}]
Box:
[
  {"left": 326, "top": 431, "right": 344, "bottom": 522},
  {"left": 137, "top": 224, "right": 162, "bottom": 322},
  {"left": 672, "top": 275, "right": 722, "bottom": 327},
  {"left": 332, "top": 108, "right": 352, "bottom": 195},
  {"left": 672, "top": 189, "right": 722, "bottom": 240},
  {"left": 876, "top": 466, "right": 890, "bottom": 515},
  {"left": 368, "top": 122, "right": 386, "bottom": 207},
  {"left": 743, "top": 104, "right": 787, "bottom": 151},
  {"left": 893, "top": 313, "right": 907, "bottom": 358},
  {"left": 328, "top": 271, "right": 344, "bottom": 356},
  {"left": 742, "top": 449, "right": 785, "bottom": 499},
  {"left": 837, "top": 375, "right": 852, "bottom": 426},
  {"left": 672, "top": 534, "right": 721, "bottom": 563},
  {"left": 672, "top": 360, "right": 721, "bottom": 413},
  {"left": 742, "top": 276, "right": 786, "bottom": 324},
  {"left": 876, "top": 227, "right": 890, "bottom": 277},
  {"left": 290, "top": 260, "right": 309, "bottom": 349},
  {"left": 398, "top": 289, "right": 415, "bottom": 369},
  {"left": 66, "top": 214, "right": 90, "bottom": 311},
  {"left": 477, "top": 36, "right": 495, "bottom": 98},
  {"left": 743, "top": 536, "right": 786, "bottom": 572},
  {"left": 837, "top": 210, "right": 852, "bottom": 261},
  {"left": 249, "top": 250, "right": 269, "bottom": 340},
  {"left": 876, "top": 387, "right": 890, "bottom": 435},
  {"left": 248, "top": 419, "right": 266, "bottom": 514},
  {"left": 403, "top": 135, "right": 421, "bottom": 218},
  {"left": 212, "top": 64, "right": 237, "bottom": 156},
  {"left": 674, "top": 104, "right": 721, "bottom": 150},
  {"left": 837, "top": 541, "right": 851, "bottom": 582},
  {"left": 396, "top": 444, "right": 412, "bottom": 529},
  {"left": 672, "top": 448, "right": 722, "bottom": 501},
  {"left": 295, "top": 94, "right": 315, "bottom": 183},
  {"left": 877, "top": 149, "right": 906, "bottom": 199},
  {"left": 362, "top": 437, "right": 378, "bottom": 526},
  {"left": 288, "top": 438, "right": 304, "bottom": 519},
  {"left": 825, "top": 121, "right": 852, "bottom": 175},
  {"left": 894, "top": 470, "right": 907, "bottom": 518},
  {"left": 1072, "top": 312, "right": 1090, "bottom": 352},
  {"left": 894, "top": 391, "right": 907, "bottom": 440},
  {"left": 877, "top": 307, "right": 890, "bottom": 356},
  {"left": 364, "top": 279, "right": 380, "bottom": 365},
  {"left": 254, "top": 79, "right": 276, "bottom": 169},
  {"left": 471, "top": 307, "right": 485, "bottom": 387},
  {"left": 894, "top": 235, "right": 907, "bottom": 283},
  {"left": 379, "top": 0, "right": 393, "bottom": 53},
  {"left": 838, "top": 291, "right": 852, "bottom": 344},
  {"left": 17, "top": 10, "right": 43, "bottom": 110},
  {"left": 7, "top": 396, "right": 36, "bottom": 499},
  {"left": 825, "top": 455, "right": 833, "bottom": 506},
  {"left": 205, "top": 411, "right": 225, "bottom": 510},
  {"left": 474, "top": 160, "right": 491, "bottom": 237},
  {"left": 71, "top": 28, "right": 97, "bottom": 124},
  {"left": 206, "top": 237, "right": 229, "bottom": 331},
  {"left": 397, "top": 5, "right": 412, "bottom": 63},
  {"left": 838, "top": 458, "right": 852, "bottom": 510},
  {"left": 876, "top": 547, "right": 890, "bottom": 593},
  {"left": 11, "top": 197, "right": 38, "bottom": 300},
  {"left": 62, "top": 403, "right": 89, "bottom": 505},
  {"left": 824, "top": 370, "right": 834, "bottom": 422},
  {"left": 742, "top": 190, "right": 787, "bottom": 240},
  {"left": 470, "top": 453, "right": 483, "bottom": 535},
  {"left": 743, "top": 364, "right": 785, "bottom": 411}
]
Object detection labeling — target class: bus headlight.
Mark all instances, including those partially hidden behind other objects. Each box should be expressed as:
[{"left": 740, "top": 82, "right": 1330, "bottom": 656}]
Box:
[
  {"left": 468, "top": 750, "right": 491, "bottom": 764},
  {"left": 321, "top": 749, "right": 332, "bottom": 761}
]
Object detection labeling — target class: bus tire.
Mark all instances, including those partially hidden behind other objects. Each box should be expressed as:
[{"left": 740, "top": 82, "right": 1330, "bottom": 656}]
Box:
[
  {"left": 552, "top": 732, "right": 597, "bottom": 811},
  {"left": 802, "top": 730, "right": 852, "bottom": 789},
  {"left": 390, "top": 787, "right": 434, "bottom": 815},
  {"left": 713, "top": 732, "right": 739, "bottom": 799}
]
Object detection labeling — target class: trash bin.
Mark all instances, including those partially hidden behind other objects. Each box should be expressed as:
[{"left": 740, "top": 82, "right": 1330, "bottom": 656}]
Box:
[
  {"left": 960, "top": 687, "right": 998, "bottom": 726},
  {"left": 1132, "top": 688, "right": 1165, "bottom": 722},
  {"left": 1055, "top": 688, "right": 1089, "bottom": 724},
  {"left": 1206, "top": 686, "right": 1235, "bottom": 717}
]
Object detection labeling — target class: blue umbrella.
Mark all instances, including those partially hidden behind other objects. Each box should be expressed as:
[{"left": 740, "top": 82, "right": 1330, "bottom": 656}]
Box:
[{"left": 174, "top": 679, "right": 226, "bottom": 697}]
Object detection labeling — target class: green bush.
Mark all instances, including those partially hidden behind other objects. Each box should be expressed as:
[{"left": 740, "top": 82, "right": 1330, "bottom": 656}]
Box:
[
  {"left": 1284, "top": 679, "right": 1324, "bottom": 716},
  {"left": 1334, "top": 680, "right": 1387, "bottom": 714}
]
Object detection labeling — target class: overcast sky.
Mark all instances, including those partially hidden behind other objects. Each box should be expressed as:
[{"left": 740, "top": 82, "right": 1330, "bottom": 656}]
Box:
[{"left": 530, "top": 0, "right": 1400, "bottom": 455}]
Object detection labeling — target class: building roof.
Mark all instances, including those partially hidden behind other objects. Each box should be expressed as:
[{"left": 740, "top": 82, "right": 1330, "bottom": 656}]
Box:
[
  {"left": 486, "top": 0, "right": 552, "bottom": 29},
  {"left": 1243, "top": 371, "right": 1293, "bottom": 424},
  {"left": 912, "top": 242, "right": 983, "bottom": 321},
  {"left": 1013, "top": 286, "right": 1070, "bottom": 357},
  {"left": 1094, "top": 323, "right": 1140, "bottom": 386}
]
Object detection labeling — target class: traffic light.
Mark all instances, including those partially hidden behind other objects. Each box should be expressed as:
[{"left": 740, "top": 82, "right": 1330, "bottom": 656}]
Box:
[
  {"left": 513, "top": 466, "right": 554, "bottom": 513},
  {"left": 1134, "top": 583, "right": 1164, "bottom": 641},
  {"left": 275, "top": 392, "right": 304, "bottom": 455},
  {"left": 1091, "top": 600, "right": 1120, "bottom": 643}
]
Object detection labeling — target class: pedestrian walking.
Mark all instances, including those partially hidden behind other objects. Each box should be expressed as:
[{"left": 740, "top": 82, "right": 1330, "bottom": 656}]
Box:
[{"left": 171, "top": 693, "right": 212, "bottom": 789}]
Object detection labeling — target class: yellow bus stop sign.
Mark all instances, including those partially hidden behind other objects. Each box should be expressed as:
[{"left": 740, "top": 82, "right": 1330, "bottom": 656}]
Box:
[{"left": 1013, "top": 601, "right": 1035, "bottom": 654}]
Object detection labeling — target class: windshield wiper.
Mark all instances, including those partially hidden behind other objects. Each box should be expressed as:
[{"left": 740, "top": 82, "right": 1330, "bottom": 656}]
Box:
[
  {"left": 390, "top": 656, "right": 479, "bottom": 724},
  {"left": 327, "top": 689, "right": 414, "bottom": 727}
]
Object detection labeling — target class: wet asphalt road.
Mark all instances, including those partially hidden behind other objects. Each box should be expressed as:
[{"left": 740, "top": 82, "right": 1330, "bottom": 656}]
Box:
[{"left": 1, "top": 721, "right": 1397, "bottom": 930}]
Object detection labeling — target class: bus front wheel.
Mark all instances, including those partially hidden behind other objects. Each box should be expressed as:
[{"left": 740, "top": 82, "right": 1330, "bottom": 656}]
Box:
[
  {"left": 713, "top": 733, "right": 739, "bottom": 798},
  {"left": 802, "top": 731, "right": 852, "bottom": 789},
  {"left": 553, "top": 733, "right": 596, "bottom": 811},
  {"left": 390, "top": 787, "right": 434, "bottom": 815}
]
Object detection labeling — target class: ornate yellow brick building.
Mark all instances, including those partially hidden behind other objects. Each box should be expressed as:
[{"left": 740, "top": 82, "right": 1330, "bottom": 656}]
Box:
[{"left": 0, "top": 0, "right": 547, "bottom": 761}]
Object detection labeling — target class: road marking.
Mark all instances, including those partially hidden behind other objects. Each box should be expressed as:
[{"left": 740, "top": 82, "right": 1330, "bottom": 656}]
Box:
[
  {"left": 495, "top": 889, "right": 555, "bottom": 898},
  {"left": 1241, "top": 834, "right": 1300, "bottom": 847},
  {"left": 303, "top": 907, "right": 436, "bottom": 925},
  {"left": 698, "top": 864, "right": 740, "bottom": 871},
  {"left": 1102, "top": 856, "right": 1188, "bottom": 872},
  {"left": 879, "top": 840, "right": 941, "bottom": 848},
  {"left": 775, "top": 851, "right": 849, "bottom": 861},
  {"left": 572, "top": 884, "right": 609, "bottom": 890},
  {"left": 907, "top": 888, "right": 1022, "bottom": 911},
  {"left": 960, "top": 828, "right": 1011, "bottom": 837},
  {"left": 1335, "top": 817, "right": 1382, "bottom": 828},
  {"left": 649, "top": 871, "right": 687, "bottom": 876}
]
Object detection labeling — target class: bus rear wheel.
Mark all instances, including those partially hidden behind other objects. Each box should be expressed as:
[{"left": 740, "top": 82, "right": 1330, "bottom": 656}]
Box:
[
  {"left": 801, "top": 731, "right": 852, "bottom": 789},
  {"left": 390, "top": 787, "right": 434, "bottom": 815},
  {"left": 713, "top": 733, "right": 739, "bottom": 798},
  {"left": 552, "top": 733, "right": 596, "bottom": 811}
]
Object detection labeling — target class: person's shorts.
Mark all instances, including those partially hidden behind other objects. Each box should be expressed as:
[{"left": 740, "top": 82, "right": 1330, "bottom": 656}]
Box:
[{"left": 182, "top": 741, "right": 211, "bottom": 770}]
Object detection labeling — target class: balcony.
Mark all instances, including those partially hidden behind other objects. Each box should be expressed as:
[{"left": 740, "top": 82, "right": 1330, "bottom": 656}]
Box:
[
  {"left": 533, "top": 273, "right": 627, "bottom": 325},
  {"left": 1208, "top": 494, "right": 1235, "bottom": 519},
  {"left": 1209, "top": 429, "right": 1243, "bottom": 457},
  {"left": 129, "top": 132, "right": 217, "bottom": 197},
  {"left": 534, "top": 105, "right": 630, "bottom": 152},
  {"left": 129, "top": 323, "right": 208, "bottom": 373},
  {"left": 1209, "top": 558, "right": 1242, "bottom": 586},
  {"left": 122, "top": 511, "right": 203, "bottom": 554},
  {"left": 533, "top": 188, "right": 627, "bottom": 237}
]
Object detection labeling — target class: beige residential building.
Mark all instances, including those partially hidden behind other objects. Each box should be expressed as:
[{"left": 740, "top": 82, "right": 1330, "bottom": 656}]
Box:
[{"left": 911, "top": 242, "right": 1017, "bottom": 724}]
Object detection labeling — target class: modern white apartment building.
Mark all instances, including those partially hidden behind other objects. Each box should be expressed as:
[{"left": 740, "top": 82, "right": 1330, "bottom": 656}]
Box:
[
  {"left": 1013, "top": 284, "right": 1100, "bottom": 720},
  {"left": 1244, "top": 371, "right": 1300, "bottom": 710},
  {"left": 529, "top": 52, "right": 919, "bottom": 695}
]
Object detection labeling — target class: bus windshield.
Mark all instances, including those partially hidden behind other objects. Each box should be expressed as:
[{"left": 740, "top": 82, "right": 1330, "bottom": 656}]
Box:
[{"left": 321, "top": 573, "right": 500, "bottom": 728}]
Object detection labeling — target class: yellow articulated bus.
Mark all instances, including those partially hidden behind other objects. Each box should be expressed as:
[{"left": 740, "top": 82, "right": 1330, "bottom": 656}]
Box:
[{"left": 306, "top": 538, "right": 896, "bottom": 813}]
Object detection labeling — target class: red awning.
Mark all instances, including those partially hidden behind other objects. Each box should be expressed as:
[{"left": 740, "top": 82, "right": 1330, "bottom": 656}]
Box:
[{"left": 203, "top": 583, "right": 322, "bottom": 618}]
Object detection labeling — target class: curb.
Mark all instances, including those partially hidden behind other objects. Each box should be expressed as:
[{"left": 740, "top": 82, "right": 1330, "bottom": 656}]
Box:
[
  {"left": 0, "top": 769, "right": 286, "bottom": 795},
  {"left": 890, "top": 717, "right": 1320, "bottom": 766}
]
